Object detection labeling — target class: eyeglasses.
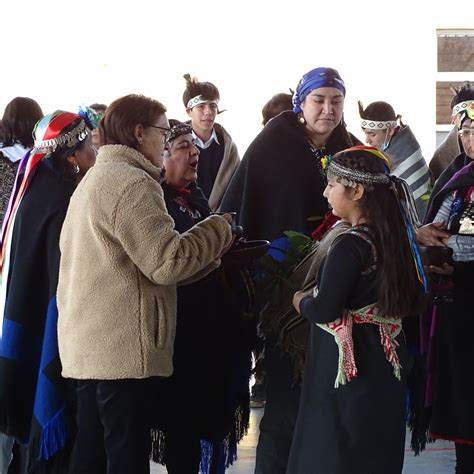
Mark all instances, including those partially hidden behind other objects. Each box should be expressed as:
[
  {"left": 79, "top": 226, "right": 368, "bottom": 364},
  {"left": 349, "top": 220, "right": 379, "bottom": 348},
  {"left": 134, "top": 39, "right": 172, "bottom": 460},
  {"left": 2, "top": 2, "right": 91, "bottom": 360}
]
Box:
[
  {"left": 458, "top": 129, "right": 474, "bottom": 138},
  {"left": 146, "top": 124, "right": 171, "bottom": 143},
  {"left": 146, "top": 124, "right": 171, "bottom": 133}
]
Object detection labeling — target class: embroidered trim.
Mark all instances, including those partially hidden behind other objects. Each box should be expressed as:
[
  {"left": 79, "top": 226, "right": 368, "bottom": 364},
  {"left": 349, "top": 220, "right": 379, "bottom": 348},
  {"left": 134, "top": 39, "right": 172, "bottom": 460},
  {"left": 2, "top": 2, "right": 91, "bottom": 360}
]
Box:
[
  {"left": 316, "top": 303, "right": 402, "bottom": 388},
  {"left": 327, "top": 160, "right": 390, "bottom": 187},
  {"left": 452, "top": 100, "right": 473, "bottom": 116},
  {"left": 186, "top": 95, "right": 219, "bottom": 109},
  {"left": 34, "top": 120, "right": 88, "bottom": 152},
  {"left": 361, "top": 119, "right": 397, "bottom": 130}
]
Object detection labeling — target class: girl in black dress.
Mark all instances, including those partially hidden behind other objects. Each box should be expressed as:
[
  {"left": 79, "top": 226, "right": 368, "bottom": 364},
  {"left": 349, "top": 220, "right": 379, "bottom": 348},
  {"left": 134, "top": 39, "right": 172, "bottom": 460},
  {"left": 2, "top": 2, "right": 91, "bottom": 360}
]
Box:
[{"left": 289, "top": 146, "right": 426, "bottom": 474}]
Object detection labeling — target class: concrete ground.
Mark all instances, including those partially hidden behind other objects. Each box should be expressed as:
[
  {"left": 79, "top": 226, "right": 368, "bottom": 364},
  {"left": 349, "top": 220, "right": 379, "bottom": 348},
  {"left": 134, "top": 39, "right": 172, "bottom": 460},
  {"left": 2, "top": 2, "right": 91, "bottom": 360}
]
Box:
[{"left": 151, "top": 407, "right": 456, "bottom": 473}]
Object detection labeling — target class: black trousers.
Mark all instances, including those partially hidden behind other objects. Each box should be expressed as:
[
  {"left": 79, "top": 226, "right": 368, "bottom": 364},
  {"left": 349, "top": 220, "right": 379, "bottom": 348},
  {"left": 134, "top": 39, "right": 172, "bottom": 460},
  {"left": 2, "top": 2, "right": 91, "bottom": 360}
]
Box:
[
  {"left": 456, "top": 443, "right": 474, "bottom": 474},
  {"left": 69, "top": 378, "right": 152, "bottom": 474}
]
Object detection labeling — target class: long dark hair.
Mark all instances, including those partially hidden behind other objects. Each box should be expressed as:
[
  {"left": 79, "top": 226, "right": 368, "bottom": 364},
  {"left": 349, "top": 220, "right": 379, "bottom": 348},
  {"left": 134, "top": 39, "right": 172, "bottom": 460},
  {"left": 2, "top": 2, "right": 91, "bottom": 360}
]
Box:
[{"left": 331, "top": 149, "right": 426, "bottom": 317}]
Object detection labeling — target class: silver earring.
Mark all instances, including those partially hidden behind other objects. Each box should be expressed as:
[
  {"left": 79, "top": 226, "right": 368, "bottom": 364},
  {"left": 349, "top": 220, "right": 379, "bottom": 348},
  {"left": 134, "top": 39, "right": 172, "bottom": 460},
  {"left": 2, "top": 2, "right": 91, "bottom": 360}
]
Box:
[{"left": 74, "top": 163, "right": 80, "bottom": 174}]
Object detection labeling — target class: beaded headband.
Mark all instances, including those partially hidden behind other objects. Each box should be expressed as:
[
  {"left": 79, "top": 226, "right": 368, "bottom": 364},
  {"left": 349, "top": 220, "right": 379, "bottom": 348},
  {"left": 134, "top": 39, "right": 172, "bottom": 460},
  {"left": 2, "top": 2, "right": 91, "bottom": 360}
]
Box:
[
  {"left": 166, "top": 122, "right": 193, "bottom": 143},
  {"left": 34, "top": 119, "right": 89, "bottom": 153},
  {"left": 360, "top": 119, "right": 398, "bottom": 130},
  {"left": 327, "top": 160, "right": 390, "bottom": 188},
  {"left": 452, "top": 100, "right": 473, "bottom": 117},
  {"left": 186, "top": 95, "right": 219, "bottom": 109}
]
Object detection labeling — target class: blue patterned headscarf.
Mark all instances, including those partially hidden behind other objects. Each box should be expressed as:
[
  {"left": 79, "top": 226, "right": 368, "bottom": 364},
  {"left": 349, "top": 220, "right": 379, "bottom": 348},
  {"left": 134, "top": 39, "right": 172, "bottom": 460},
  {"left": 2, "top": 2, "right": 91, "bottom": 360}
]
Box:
[{"left": 292, "top": 67, "right": 346, "bottom": 114}]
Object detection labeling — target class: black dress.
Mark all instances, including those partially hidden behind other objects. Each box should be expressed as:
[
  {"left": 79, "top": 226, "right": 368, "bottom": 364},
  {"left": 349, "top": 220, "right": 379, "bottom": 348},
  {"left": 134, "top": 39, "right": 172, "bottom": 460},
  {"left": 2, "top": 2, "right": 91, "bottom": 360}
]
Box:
[
  {"left": 424, "top": 160, "right": 474, "bottom": 446},
  {"left": 287, "top": 231, "right": 407, "bottom": 474}
]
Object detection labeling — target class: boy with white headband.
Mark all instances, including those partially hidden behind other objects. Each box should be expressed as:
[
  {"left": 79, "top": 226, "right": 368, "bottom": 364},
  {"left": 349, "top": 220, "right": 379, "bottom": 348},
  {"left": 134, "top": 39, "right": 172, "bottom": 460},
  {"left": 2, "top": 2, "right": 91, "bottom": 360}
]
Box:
[
  {"left": 182, "top": 74, "right": 240, "bottom": 210},
  {"left": 359, "top": 100, "right": 430, "bottom": 219}
]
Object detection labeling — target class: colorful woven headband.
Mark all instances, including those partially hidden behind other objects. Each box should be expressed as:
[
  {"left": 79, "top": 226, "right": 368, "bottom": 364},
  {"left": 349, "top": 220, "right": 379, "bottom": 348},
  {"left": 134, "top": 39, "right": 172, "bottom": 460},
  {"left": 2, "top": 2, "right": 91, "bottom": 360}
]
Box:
[
  {"left": 340, "top": 146, "right": 391, "bottom": 169},
  {"left": 186, "top": 95, "right": 219, "bottom": 109},
  {"left": 452, "top": 100, "right": 474, "bottom": 117},
  {"left": 34, "top": 120, "right": 88, "bottom": 153},
  {"left": 1, "top": 111, "right": 89, "bottom": 270},
  {"left": 166, "top": 122, "right": 193, "bottom": 143},
  {"left": 360, "top": 119, "right": 398, "bottom": 130}
]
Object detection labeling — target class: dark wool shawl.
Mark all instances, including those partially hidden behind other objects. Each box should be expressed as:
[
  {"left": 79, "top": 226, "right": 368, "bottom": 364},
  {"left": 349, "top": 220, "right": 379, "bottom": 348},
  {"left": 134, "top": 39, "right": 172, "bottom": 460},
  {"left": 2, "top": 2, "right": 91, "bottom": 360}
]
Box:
[
  {"left": 0, "top": 160, "right": 75, "bottom": 472},
  {"left": 409, "top": 159, "right": 474, "bottom": 452},
  {"left": 152, "top": 182, "right": 252, "bottom": 473},
  {"left": 220, "top": 111, "right": 361, "bottom": 241},
  {"left": 429, "top": 127, "right": 461, "bottom": 182},
  {"left": 425, "top": 152, "right": 473, "bottom": 223}
]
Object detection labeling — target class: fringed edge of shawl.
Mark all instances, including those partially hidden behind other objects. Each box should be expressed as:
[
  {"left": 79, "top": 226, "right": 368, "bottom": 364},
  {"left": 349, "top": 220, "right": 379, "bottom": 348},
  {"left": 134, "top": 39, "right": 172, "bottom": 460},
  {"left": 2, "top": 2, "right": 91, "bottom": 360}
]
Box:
[
  {"left": 29, "top": 405, "right": 69, "bottom": 462},
  {"left": 150, "top": 403, "right": 249, "bottom": 473}
]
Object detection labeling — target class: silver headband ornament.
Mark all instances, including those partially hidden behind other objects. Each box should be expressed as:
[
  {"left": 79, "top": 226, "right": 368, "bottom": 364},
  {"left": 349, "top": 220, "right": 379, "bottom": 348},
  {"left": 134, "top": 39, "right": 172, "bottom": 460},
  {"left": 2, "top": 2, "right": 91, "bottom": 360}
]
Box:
[
  {"left": 327, "top": 160, "right": 390, "bottom": 189},
  {"left": 34, "top": 120, "right": 89, "bottom": 153},
  {"left": 360, "top": 119, "right": 397, "bottom": 130},
  {"left": 452, "top": 100, "right": 473, "bottom": 116},
  {"left": 186, "top": 95, "right": 219, "bottom": 109}
]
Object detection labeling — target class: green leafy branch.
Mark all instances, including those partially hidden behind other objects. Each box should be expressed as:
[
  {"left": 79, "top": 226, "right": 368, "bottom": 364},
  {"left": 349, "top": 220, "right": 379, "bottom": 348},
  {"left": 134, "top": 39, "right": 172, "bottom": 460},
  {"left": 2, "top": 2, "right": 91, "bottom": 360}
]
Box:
[{"left": 259, "top": 231, "right": 316, "bottom": 302}]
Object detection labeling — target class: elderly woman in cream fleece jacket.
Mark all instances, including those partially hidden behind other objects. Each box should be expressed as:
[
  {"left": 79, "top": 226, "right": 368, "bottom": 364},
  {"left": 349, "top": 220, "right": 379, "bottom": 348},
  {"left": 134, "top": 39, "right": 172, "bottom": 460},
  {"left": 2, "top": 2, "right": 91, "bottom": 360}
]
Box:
[{"left": 57, "top": 95, "right": 233, "bottom": 474}]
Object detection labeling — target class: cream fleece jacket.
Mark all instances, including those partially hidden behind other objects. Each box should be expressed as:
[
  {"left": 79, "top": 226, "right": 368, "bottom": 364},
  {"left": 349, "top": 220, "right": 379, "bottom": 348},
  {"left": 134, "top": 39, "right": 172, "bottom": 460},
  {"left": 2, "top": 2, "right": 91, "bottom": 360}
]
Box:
[{"left": 57, "top": 145, "right": 232, "bottom": 380}]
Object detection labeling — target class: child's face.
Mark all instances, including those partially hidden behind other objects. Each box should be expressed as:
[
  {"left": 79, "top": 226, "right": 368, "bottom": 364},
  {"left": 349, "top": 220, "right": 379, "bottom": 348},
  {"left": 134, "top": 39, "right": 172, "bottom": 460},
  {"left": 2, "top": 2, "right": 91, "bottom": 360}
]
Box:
[{"left": 323, "top": 177, "right": 357, "bottom": 222}]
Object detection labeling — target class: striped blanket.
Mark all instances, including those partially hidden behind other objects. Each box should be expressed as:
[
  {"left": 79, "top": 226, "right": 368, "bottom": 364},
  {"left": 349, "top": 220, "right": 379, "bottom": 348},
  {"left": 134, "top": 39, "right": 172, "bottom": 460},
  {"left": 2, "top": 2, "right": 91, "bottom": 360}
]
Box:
[{"left": 386, "top": 125, "right": 431, "bottom": 221}]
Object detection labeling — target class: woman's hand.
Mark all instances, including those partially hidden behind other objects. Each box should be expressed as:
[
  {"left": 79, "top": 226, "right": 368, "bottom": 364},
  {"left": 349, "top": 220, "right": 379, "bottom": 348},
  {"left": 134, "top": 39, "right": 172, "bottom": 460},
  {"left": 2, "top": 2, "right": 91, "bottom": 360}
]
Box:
[
  {"left": 220, "top": 213, "right": 234, "bottom": 225},
  {"left": 416, "top": 222, "right": 450, "bottom": 246},
  {"left": 293, "top": 290, "right": 312, "bottom": 314},
  {"left": 219, "top": 234, "right": 236, "bottom": 258},
  {"left": 428, "top": 263, "right": 454, "bottom": 275}
]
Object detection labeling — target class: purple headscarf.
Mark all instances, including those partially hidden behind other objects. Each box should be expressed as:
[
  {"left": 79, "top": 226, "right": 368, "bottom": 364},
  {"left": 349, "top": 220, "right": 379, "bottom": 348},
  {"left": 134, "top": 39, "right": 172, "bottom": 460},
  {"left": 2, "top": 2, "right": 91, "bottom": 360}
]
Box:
[{"left": 292, "top": 67, "right": 346, "bottom": 114}]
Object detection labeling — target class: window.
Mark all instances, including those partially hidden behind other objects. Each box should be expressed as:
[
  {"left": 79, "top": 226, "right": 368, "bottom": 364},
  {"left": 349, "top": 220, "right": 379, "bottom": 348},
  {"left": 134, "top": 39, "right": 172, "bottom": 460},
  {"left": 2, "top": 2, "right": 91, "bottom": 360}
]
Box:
[{"left": 436, "top": 29, "right": 474, "bottom": 146}]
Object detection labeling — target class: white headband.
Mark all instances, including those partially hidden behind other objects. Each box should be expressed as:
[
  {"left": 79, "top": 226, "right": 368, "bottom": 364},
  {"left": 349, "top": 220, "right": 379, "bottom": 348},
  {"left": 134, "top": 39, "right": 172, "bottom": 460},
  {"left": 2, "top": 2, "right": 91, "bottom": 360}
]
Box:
[
  {"left": 452, "top": 100, "right": 473, "bottom": 116},
  {"left": 360, "top": 119, "right": 398, "bottom": 130},
  {"left": 186, "top": 95, "right": 219, "bottom": 109}
]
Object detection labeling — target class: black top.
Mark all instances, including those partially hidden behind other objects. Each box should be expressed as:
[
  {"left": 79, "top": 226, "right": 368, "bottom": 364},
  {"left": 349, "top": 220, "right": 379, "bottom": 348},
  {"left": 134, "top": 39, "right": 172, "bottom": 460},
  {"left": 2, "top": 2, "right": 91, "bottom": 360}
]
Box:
[
  {"left": 300, "top": 232, "right": 377, "bottom": 322},
  {"left": 196, "top": 139, "right": 224, "bottom": 199}
]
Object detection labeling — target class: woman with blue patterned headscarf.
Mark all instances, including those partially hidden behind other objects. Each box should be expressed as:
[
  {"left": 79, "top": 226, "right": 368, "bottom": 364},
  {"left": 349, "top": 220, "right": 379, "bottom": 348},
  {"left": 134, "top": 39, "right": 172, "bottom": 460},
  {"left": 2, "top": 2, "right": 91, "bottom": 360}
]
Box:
[{"left": 221, "top": 66, "right": 361, "bottom": 473}]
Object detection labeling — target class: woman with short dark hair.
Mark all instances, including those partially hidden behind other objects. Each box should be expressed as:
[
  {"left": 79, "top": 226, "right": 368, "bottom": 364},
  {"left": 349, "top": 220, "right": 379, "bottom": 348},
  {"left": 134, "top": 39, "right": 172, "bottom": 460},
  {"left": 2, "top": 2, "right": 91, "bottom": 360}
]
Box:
[
  {"left": 57, "top": 94, "right": 234, "bottom": 474},
  {"left": 0, "top": 97, "right": 43, "bottom": 221}
]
